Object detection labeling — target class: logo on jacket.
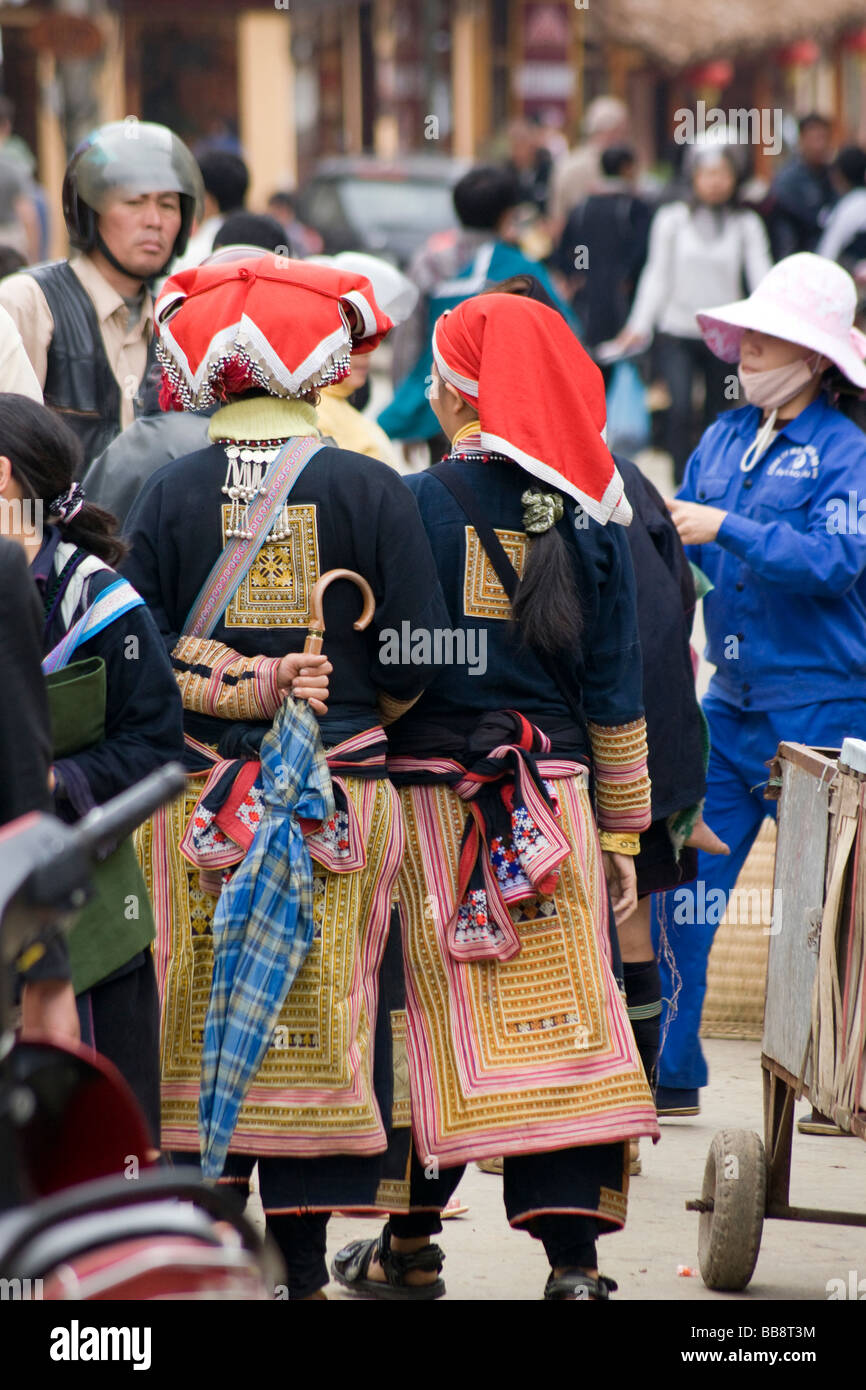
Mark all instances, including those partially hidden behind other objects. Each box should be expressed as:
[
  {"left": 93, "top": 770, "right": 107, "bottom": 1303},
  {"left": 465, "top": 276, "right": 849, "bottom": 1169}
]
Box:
[{"left": 766, "top": 445, "right": 819, "bottom": 480}]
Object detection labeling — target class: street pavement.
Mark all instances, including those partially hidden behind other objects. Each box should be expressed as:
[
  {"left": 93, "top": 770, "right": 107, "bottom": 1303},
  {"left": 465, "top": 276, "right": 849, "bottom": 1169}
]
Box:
[{"left": 322, "top": 1038, "right": 865, "bottom": 1302}]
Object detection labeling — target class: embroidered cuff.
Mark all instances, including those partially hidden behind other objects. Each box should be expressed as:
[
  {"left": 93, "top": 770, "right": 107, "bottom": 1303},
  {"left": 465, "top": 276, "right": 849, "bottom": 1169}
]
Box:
[
  {"left": 588, "top": 717, "right": 652, "bottom": 834},
  {"left": 172, "top": 637, "right": 283, "bottom": 721},
  {"left": 377, "top": 690, "right": 423, "bottom": 726},
  {"left": 598, "top": 831, "right": 641, "bottom": 856}
]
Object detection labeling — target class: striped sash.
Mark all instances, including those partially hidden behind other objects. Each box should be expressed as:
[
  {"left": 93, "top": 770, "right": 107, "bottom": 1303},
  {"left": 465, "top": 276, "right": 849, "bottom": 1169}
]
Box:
[{"left": 42, "top": 577, "right": 145, "bottom": 674}]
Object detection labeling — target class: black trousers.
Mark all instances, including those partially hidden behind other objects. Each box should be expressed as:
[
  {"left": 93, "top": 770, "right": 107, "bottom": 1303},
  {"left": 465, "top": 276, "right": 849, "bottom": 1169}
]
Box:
[
  {"left": 387, "top": 1144, "right": 622, "bottom": 1274},
  {"left": 656, "top": 332, "right": 736, "bottom": 483},
  {"left": 76, "top": 950, "right": 161, "bottom": 1148},
  {"left": 213, "top": 1139, "right": 623, "bottom": 1297}
]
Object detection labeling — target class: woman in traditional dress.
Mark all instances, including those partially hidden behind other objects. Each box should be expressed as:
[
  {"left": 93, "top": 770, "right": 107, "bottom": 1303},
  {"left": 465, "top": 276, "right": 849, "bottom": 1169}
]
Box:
[
  {"left": 123, "top": 255, "right": 450, "bottom": 1299},
  {"left": 333, "top": 293, "right": 659, "bottom": 1301},
  {"left": 0, "top": 392, "right": 183, "bottom": 1143}
]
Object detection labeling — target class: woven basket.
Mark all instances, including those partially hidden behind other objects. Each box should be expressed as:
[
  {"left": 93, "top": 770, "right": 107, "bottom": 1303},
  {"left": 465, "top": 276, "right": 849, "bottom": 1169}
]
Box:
[{"left": 701, "top": 817, "right": 776, "bottom": 1041}]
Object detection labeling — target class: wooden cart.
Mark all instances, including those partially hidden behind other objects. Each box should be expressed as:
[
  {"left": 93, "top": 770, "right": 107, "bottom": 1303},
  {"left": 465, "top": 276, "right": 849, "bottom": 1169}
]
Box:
[{"left": 687, "top": 742, "right": 866, "bottom": 1291}]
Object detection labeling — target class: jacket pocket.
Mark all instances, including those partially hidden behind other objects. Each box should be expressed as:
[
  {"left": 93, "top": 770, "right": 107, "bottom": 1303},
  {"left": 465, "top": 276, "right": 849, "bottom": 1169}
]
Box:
[{"left": 693, "top": 471, "right": 729, "bottom": 503}]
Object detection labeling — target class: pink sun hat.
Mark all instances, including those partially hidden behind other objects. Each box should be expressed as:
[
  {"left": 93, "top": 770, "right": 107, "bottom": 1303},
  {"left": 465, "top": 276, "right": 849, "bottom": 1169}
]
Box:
[{"left": 696, "top": 252, "right": 866, "bottom": 390}]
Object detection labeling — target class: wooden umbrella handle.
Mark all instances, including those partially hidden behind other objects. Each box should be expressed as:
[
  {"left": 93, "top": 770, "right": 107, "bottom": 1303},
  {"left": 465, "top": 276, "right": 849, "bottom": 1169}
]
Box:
[{"left": 303, "top": 568, "right": 376, "bottom": 655}]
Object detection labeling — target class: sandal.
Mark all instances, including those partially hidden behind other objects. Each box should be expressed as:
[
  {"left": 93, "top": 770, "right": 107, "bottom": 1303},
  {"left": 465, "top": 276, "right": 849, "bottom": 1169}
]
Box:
[
  {"left": 543, "top": 1270, "right": 618, "bottom": 1301},
  {"left": 332, "top": 1223, "right": 446, "bottom": 1300}
]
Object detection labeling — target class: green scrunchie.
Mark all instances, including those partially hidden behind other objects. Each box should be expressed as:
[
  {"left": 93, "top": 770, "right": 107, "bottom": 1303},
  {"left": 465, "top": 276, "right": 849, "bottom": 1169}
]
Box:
[{"left": 521, "top": 488, "right": 564, "bottom": 534}]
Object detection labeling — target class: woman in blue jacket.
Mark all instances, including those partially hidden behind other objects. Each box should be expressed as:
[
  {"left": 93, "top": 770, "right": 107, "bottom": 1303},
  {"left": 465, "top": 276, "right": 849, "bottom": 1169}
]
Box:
[{"left": 656, "top": 252, "right": 866, "bottom": 1117}]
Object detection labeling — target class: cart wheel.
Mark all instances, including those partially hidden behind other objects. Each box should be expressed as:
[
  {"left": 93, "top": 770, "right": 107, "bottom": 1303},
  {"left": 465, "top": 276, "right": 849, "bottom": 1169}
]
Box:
[{"left": 697, "top": 1128, "right": 766, "bottom": 1291}]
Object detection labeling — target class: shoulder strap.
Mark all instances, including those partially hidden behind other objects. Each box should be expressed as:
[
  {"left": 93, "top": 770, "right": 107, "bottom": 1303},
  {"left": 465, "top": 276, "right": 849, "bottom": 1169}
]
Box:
[
  {"left": 42, "top": 576, "right": 145, "bottom": 674},
  {"left": 432, "top": 462, "right": 519, "bottom": 600},
  {"left": 42, "top": 544, "right": 87, "bottom": 628},
  {"left": 183, "top": 435, "right": 324, "bottom": 640},
  {"left": 430, "top": 462, "right": 590, "bottom": 742}
]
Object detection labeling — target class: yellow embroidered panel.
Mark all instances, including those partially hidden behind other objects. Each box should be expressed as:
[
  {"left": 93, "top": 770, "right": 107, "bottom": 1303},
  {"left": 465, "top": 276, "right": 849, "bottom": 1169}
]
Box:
[
  {"left": 598, "top": 1186, "right": 628, "bottom": 1223},
  {"left": 220, "top": 502, "right": 320, "bottom": 628},
  {"left": 390, "top": 1009, "right": 411, "bottom": 1129},
  {"left": 463, "top": 525, "right": 527, "bottom": 620},
  {"left": 138, "top": 775, "right": 399, "bottom": 1155},
  {"left": 397, "top": 775, "right": 656, "bottom": 1163}
]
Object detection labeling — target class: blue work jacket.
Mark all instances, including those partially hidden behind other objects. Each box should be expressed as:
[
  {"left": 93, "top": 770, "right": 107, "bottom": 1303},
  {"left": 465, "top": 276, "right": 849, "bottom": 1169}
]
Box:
[{"left": 678, "top": 394, "right": 866, "bottom": 710}]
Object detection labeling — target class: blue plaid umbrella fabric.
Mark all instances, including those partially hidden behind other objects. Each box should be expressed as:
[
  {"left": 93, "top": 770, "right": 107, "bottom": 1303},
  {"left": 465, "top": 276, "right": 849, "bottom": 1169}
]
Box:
[{"left": 199, "top": 698, "right": 334, "bottom": 1179}]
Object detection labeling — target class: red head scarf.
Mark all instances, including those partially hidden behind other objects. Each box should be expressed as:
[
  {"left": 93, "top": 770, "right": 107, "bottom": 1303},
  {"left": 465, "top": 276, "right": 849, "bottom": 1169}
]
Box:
[
  {"left": 154, "top": 254, "right": 393, "bottom": 410},
  {"left": 433, "top": 293, "right": 631, "bottom": 525}
]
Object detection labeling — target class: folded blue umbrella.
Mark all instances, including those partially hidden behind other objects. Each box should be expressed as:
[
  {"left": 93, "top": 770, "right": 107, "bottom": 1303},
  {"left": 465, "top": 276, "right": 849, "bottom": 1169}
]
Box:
[{"left": 199, "top": 697, "right": 334, "bottom": 1179}]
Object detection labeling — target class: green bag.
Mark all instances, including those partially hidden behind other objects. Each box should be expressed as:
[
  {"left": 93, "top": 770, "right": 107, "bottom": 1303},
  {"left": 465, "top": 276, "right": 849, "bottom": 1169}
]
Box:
[
  {"left": 44, "top": 656, "right": 156, "bottom": 995},
  {"left": 45, "top": 655, "right": 105, "bottom": 758}
]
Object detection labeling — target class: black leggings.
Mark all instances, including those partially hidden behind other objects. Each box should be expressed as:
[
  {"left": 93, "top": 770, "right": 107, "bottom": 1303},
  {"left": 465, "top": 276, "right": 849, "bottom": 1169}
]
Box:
[
  {"left": 388, "top": 1146, "right": 608, "bottom": 1273},
  {"left": 268, "top": 1213, "right": 330, "bottom": 1301},
  {"left": 76, "top": 951, "right": 161, "bottom": 1147}
]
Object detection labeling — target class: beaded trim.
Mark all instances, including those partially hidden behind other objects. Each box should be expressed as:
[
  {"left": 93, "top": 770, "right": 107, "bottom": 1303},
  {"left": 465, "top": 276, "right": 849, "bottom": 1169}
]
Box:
[
  {"left": 445, "top": 450, "right": 513, "bottom": 464},
  {"left": 212, "top": 437, "right": 288, "bottom": 447},
  {"left": 156, "top": 339, "right": 352, "bottom": 412},
  {"left": 218, "top": 440, "right": 317, "bottom": 542},
  {"left": 221, "top": 444, "right": 281, "bottom": 540}
]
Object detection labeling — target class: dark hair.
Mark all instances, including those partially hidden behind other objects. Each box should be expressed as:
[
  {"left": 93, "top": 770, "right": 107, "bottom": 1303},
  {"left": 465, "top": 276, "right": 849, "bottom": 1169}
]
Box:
[
  {"left": 601, "top": 145, "right": 636, "bottom": 179},
  {"left": 197, "top": 151, "right": 249, "bottom": 213},
  {"left": 485, "top": 272, "right": 561, "bottom": 315},
  {"left": 832, "top": 145, "right": 866, "bottom": 190},
  {"left": 799, "top": 112, "right": 832, "bottom": 136},
  {"left": 0, "top": 96, "right": 14, "bottom": 127},
  {"left": 213, "top": 212, "right": 288, "bottom": 252},
  {"left": 474, "top": 281, "right": 584, "bottom": 655},
  {"left": 511, "top": 523, "right": 584, "bottom": 655},
  {"left": 0, "top": 245, "right": 26, "bottom": 278},
  {"left": 823, "top": 366, "right": 866, "bottom": 434},
  {"left": 0, "top": 394, "right": 126, "bottom": 565},
  {"left": 453, "top": 165, "right": 521, "bottom": 231},
  {"left": 267, "top": 190, "right": 296, "bottom": 213}
]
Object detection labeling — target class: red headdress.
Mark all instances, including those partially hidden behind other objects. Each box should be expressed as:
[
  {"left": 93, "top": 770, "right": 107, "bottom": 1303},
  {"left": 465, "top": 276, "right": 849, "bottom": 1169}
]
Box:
[
  {"left": 154, "top": 254, "right": 393, "bottom": 411},
  {"left": 432, "top": 294, "right": 631, "bottom": 525}
]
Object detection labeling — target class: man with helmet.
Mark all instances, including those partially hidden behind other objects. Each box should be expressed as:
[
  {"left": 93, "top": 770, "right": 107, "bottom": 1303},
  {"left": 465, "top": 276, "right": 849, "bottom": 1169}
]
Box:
[{"left": 0, "top": 119, "right": 203, "bottom": 472}]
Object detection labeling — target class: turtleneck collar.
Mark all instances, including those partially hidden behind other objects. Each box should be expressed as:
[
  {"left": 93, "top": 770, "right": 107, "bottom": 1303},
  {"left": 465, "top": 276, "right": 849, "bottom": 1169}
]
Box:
[{"left": 208, "top": 395, "right": 320, "bottom": 443}]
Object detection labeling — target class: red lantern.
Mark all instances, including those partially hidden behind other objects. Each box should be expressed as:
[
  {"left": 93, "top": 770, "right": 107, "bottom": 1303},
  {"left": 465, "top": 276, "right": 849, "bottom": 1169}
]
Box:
[
  {"left": 695, "top": 60, "right": 733, "bottom": 88},
  {"left": 688, "top": 60, "right": 735, "bottom": 89},
  {"left": 842, "top": 28, "right": 866, "bottom": 55},
  {"left": 777, "top": 39, "right": 821, "bottom": 68}
]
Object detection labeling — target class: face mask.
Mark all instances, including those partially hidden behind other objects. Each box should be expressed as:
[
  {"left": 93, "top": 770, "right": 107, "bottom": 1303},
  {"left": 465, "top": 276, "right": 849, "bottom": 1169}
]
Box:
[{"left": 737, "top": 355, "right": 819, "bottom": 409}]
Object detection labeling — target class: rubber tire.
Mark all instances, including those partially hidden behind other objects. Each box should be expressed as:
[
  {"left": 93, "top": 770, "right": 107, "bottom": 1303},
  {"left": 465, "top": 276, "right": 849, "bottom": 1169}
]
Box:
[{"left": 697, "top": 1128, "right": 766, "bottom": 1291}]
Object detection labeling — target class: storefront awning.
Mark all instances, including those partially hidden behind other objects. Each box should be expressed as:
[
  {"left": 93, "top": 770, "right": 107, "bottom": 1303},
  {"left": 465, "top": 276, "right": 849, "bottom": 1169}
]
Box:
[{"left": 598, "top": 0, "right": 866, "bottom": 68}]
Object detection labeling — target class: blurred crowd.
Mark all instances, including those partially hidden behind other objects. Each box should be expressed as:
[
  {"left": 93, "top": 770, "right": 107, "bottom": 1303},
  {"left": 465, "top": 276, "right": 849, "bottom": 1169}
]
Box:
[{"left": 1, "top": 93, "right": 865, "bottom": 485}]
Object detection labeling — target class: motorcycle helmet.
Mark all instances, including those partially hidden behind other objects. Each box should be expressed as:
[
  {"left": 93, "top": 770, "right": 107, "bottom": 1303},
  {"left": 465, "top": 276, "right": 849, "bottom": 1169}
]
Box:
[{"left": 62, "top": 119, "right": 205, "bottom": 270}]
